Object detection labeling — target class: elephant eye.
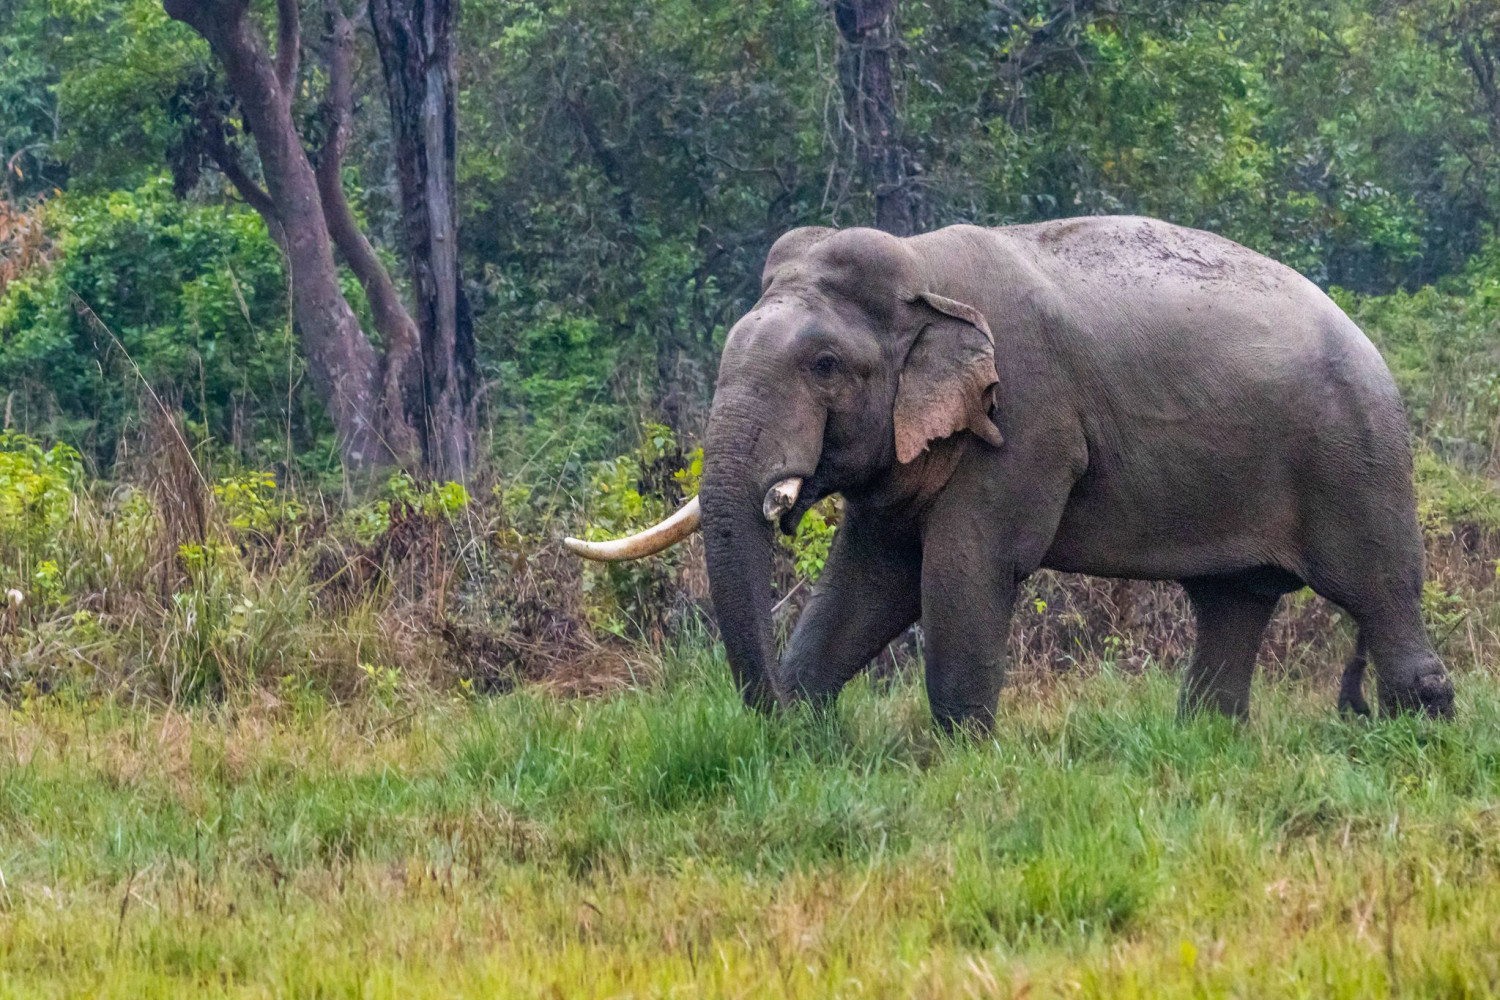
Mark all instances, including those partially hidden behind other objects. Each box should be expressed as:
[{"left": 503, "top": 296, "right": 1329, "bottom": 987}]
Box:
[{"left": 810, "top": 353, "right": 842, "bottom": 379}]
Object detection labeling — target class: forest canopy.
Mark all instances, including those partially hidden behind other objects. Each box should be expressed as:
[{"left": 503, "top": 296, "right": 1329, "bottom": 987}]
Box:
[{"left": 2, "top": 0, "right": 1499, "bottom": 480}]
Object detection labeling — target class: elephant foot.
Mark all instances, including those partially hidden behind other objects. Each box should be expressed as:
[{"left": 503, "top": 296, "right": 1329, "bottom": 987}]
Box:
[
  {"left": 1378, "top": 655, "right": 1454, "bottom": 719},
  {"left": 1337, "top": 683, "right": 1372, "bottom": 718},
  {"left": 1178, "top": 682, "right": 1253, "bottom": 721},
  {"left": 1177, "top": 581, "right": 1279, "bottom": 723},
  {"left": 931, "top": 703, "right": 996, "bottom": 738},
  {"left": 738, "top": 676, "right": 782, "bottom": 715}
]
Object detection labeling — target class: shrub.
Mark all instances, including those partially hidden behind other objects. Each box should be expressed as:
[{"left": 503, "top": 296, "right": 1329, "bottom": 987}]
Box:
[
  {"left": 575, "top": 423, "right": 699, "bottom": 636},
  {"left": 0, "top": 176, "right": 304, "bottom": 466},
  {"left": 0, "top": 430, "right": 83, "bottom": 600}
]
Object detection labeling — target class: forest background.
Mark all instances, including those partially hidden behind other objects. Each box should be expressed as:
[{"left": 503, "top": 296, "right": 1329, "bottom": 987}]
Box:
[
  {"left": 8, "top": 2, "right": 1500, "bottom": 995},
  {"left": 2, "top": 0, "right": 1500, "bottom": 713}
]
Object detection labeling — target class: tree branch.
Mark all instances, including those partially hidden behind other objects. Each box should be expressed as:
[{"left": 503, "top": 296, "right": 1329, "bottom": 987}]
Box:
[
  {"left": 166, "top": 0, "right": 404, "bottom": 470},
  {"left": 193, "top": 104, "right": 280, "bottom": 229},
  {"left": 276, "top": 0, "right": 301, "bottom": 96},
  {"left": 1460, "top": 38, "right": 1500, "bottom": 143},
  {"left": 163, "top": 0, "right": 250, "bottom": 41},
  {"left": 210, "top": 143, "right": 278, "bottom": 221},
  {"left": 319, "top": 0, "right": 361, "bottom": 167},
  {"left": 315, "top": 0, "right": 420, "bottom": 375}
]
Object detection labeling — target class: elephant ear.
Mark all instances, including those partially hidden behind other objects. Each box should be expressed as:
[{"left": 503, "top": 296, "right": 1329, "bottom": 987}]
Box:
[{"left": 893, "top": 292, "right": 1004, "bottom": 464}]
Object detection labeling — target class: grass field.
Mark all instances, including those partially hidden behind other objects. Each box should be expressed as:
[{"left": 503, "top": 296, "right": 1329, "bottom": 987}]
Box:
[{"left": 5, "top": 644, "right": 1500, "bottom": 998}]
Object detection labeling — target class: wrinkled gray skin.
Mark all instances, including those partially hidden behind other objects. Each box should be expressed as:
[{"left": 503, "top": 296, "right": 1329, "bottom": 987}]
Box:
[{"left": 702, "top": 218, "right": 1454, "bottom": 730}]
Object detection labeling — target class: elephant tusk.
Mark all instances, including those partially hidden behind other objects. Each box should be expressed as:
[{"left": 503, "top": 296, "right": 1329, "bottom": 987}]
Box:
[
  {"left": 564, "top": 496, "right": 701, "bottom": 561},
  {"left": 762, "top": 477, "right": 803, "bottom": 522}
]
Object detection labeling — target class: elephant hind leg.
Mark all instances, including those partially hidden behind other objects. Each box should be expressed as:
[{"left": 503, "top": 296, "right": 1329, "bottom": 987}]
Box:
[
  {"left": 1338, "top": 632, "right": 1371, "bottom": 717},
  {"left": 1303, "top": 563, "right": 1453, "bottom": 718},
  {"left": 1178, "top": 579, "right": 1280, "bottom": 720},
  {"left": 1350, "top": 614, "right": 1452, "bottom": 719},
  {"left": 1299, "top": 493, "right": 1453, "bottom": 718}
]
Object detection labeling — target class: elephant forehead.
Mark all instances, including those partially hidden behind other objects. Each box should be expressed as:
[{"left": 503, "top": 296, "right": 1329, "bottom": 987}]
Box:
[
  {"left": 810, "top": 229, "right": 922, "bottom": 296},
  {"left": 759, "top": 272, "right": 900, "bottom": 335},
  {"left": 763, "top": 227, "right": 921, "bottom": 306},
  {"left": 725, "top": 298, "right": 822, "bottom": 353}
]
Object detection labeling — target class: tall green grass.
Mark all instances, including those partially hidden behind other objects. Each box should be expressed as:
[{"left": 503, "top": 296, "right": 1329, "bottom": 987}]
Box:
[
  {"left": 5, "top": 649, "right": 1500, "bottom": 997},
  {"left": 0, "top": 274, "right": 1497, "bottom": 996}
]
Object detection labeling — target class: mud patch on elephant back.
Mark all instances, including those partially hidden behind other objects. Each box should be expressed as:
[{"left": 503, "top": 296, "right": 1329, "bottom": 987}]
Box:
[{"left": 1129, "top": 222, "right": 1232, "bottom": 278}]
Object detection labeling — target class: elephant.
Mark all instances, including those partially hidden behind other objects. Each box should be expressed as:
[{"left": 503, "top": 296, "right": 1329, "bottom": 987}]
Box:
[{"left": 566, "top": 217, "right": 1455, "bottom": 730}]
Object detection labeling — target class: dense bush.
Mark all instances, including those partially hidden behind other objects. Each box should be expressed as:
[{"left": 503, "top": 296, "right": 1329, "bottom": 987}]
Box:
[{"left": 0, "top": 177, "right": 308, "bottom": 466}]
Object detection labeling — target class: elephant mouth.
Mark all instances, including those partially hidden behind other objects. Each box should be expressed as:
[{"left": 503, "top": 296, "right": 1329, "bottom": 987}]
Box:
[{"left": 755, "top": 469, "right": 823, "bottom": 537}]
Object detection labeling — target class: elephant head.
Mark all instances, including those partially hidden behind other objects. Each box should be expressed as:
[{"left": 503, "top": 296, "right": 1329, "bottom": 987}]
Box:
[{"left": 566, "top": 227, "right": 1002, "bottom": 707}]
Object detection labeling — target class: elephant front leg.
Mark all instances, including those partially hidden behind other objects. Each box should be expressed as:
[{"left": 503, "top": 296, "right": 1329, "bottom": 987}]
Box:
[
  {"left": 919, "top": 509, "right": 1024, "bottom": 734},
  {"left": 915, "top": 447, "right": 1075, "bottom": 733},
  {"left": 921, "top": 555, "right": 1016, "bottom": 734},
  {"left": 779, "top": 509, "right": 922, "bottom": 707}
]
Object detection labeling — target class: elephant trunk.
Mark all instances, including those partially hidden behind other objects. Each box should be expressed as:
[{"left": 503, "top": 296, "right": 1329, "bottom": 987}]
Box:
[{"left": 700, "top": 388, "right": 823, "bottom": 711}]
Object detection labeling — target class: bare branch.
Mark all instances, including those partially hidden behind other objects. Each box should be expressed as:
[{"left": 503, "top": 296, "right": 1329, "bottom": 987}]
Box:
[
  {"left": 213, "top": 146, "right": 278, "bottom": 221},
  {"left": 163, "top": 0, "right": 250, "bottom": 39},
  {"left": 315, "top": 0, "right": 421, "bottom": 376},
  {"left": 1460, "top": 37, "right": 1500, "bottom": 143}
]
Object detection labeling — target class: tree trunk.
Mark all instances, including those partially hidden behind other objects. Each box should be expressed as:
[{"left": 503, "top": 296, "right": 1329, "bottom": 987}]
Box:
[
  {"left": 369, "top": 0, "right": 477, "bottom": 481},
  {"left": 164, "top": 0, "right": 411, "bottom": 471},
  {"left": 832, "top": 0, "right": 915, "bottom": 236},
  {"left": 316, "top": 0, "right": 424, "bottom": 466}
]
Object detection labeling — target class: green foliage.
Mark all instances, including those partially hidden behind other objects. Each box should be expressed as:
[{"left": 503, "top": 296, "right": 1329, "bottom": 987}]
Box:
[
  {"left": 0, "top": 2, "right": 66, "bottom": 198},
  {"left": 784, "top": 499, "right": 838, "bottom": 583},
  {"left": 1413, "top": 447, "right": 1500, "bottom": 535},
  {"left": 4, "top": 0, "right": 1500, "bottom": 482},
  {"left": 1422, "top": 579, "right": 1469, "bottom": 638},
  {"left": 358, "top": 659, "right": 405, "bottom": 708},
  {"left": 339, "top": 471, "right": 473, "bottom": 544},
  {"left": 0, "top": 431, "right": 81, "bottom": 539},
  {"left": 213, "top": 470, "right": 301, "bottom": 536},
  {"left": 1336, "top": 244, "right": 1500, "bottom": 496},
  {"left": 0, "top": 176, "right": 298, "bottom": 464},
  {"left": 1, "top": 0, "right": 214, "bottom": 196},
  {"left": 465, "top": 0, "right": 823, "bottom": 473},
  {"left": 0, "top": 431, "right": 82, "bottom": 602},
  {"left": 387, "top": 472, "right": 473, "bottom": 518}
]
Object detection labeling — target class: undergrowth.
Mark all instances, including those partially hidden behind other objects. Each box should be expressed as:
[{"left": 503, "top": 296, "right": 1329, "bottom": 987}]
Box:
[{"left": 3, "top": 410, "right": 1499, "bottom": 710}]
